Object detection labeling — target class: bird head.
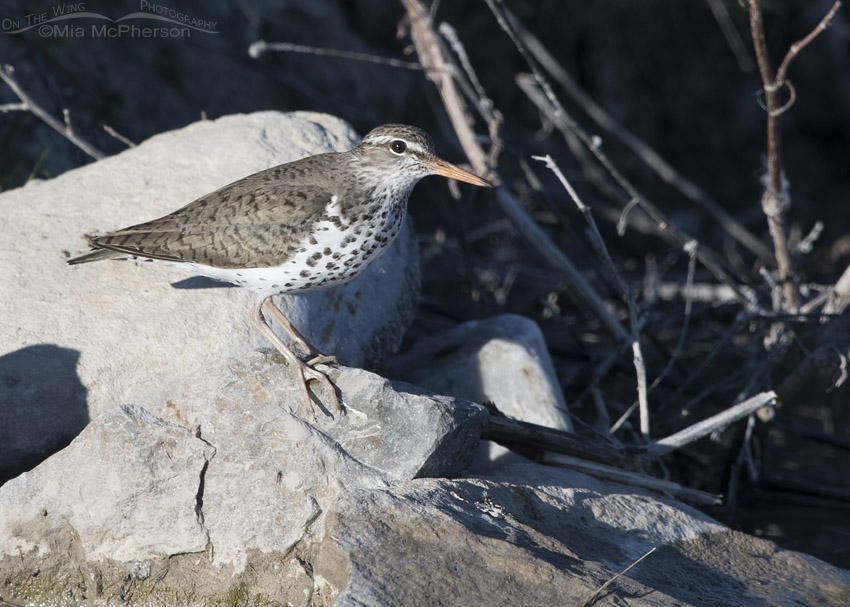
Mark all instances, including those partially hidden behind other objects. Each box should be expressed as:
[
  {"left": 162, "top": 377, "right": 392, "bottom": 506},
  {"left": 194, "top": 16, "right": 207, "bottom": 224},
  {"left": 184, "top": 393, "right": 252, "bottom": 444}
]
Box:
[{"left": 355, "top": 124, "right": 492, "bottom": 188}]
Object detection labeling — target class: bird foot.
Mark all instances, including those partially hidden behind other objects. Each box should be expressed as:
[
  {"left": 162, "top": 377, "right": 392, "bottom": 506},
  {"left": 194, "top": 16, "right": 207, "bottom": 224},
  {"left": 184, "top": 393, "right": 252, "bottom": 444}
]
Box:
[
  {"left": 297, "top": 357, "right": 345, "bottom": 418},
  {"left": 307, "top": 353, "right": 338, "bottom": 366}
]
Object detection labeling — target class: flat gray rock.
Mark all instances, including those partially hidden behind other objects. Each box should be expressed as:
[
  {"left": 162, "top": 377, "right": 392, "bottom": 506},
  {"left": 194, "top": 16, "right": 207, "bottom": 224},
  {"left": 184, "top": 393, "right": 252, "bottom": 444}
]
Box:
[{"left": 0, "top": 111, "right": 420, "bottom": 480}]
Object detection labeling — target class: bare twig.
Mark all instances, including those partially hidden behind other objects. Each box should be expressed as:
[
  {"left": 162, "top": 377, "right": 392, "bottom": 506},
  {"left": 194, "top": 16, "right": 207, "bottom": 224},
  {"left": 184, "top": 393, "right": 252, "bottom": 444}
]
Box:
[
  {"left": 824, "top": 263, "right": 850, "bottom": 316},
  {"left": 775, "top": 1, "right": 842, "bottom": 88},
  {"left": 645, "top": 391, "right": 776, "bottom": 457},
  {"left": 0, "top": 102, "right": 27, "bottom": 113},
  {"left": 539, "top": 452, "right": 722, "bottom": 506},
  {"left": 706, "top": 0, "right": 756, "bottom": 72},
  {"left": 247, "top": 39, "right": 423, "bottom": 70},
  {"left": 0, "top": 64, "right": 104, "bottom": 160},
  {"left": 578, "top": 547, "right": 658, "bottom": 607},
  {"left": 725, "top": 412, "right": 759, "bottom": 522},
  {"left": 102, "top": 124, "right": 136, "bottom": 148},
  {"left": 533, "top": 154, "right": 651, "bottom": 438},
  {"left": 746, "top": 0, "right": 839, "bottom": 312},
  {"left": 482, "top": 416, "right": 637, "bottom": 470}
]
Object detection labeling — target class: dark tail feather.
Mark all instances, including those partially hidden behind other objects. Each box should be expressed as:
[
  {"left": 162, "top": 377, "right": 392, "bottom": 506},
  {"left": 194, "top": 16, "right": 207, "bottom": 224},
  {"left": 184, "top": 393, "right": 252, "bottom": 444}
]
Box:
[{"left": 67, "top": 248, "right": 125, "bottom": 265}]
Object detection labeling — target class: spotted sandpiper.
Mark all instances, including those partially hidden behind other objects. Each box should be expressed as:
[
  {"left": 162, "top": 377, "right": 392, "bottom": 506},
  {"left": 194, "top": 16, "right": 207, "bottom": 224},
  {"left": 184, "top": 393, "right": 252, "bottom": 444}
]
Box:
[{"left": 68, "top": 124, "right": 491, "bottom": 416}]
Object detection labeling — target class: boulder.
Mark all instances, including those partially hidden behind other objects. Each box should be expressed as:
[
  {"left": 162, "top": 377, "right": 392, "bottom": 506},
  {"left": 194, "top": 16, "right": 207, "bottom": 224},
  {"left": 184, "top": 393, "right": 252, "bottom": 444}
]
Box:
[
  {"left": 0, "top": 350, "right": 489, "bottom": 602},
  {"left": 388, "top": 314, "right": 571, "bottom": 469},
  {"left": 388, "top": 314, "right": 571, "bottom": 431},
  {"left": 2, "top": 381, "right": 847, "bottom": 607}
]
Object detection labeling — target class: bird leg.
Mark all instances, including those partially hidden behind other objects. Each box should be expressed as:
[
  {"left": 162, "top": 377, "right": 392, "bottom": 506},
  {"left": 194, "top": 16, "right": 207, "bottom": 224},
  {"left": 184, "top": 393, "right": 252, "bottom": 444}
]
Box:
[
  {"left": 251, "top": 298, "right": 343, "bottom": 417},
  {"left": 260, "top": 298, "right": 338, "bottom": 366}
]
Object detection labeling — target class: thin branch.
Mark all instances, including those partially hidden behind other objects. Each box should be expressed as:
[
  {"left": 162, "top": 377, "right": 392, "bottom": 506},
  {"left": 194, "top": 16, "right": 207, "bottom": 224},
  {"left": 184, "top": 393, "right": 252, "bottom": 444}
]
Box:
[
  {"left": 482, "top": 416, "right": 637, "bottom": 470},
  {"left": 578, "top": 547, "right": 658, "bottom": 607},
  {"left": 533, "top": 154, "right": 650, "bottom": 438},
  {"left": 645, "top": 391, "right": 777, "bottom": 457},
  {"left": 247, "top": 39, "right": 424, "bottom": 70},
  {"left": 0, "top": 102, "right": 27, "bottom": 113},
  {"left": 539, "top": 451, "right": 722, "bottom": 506},
  {"left": 775, "top": 1, "right": 842, "bottom": 87},
  {"left": 706, "top": 0, "right": 756, "bottom": 72},
  {"left": 102, "top": 124, "right": 136, "bottom": 148},
  {"left": 0, "top": 64, "right": 104, "bottom": 160},
  {"left": 824, "top": 263, "right": 850, "bottom": 316},
  {"left": 746, "top": 2, "right": 838, "bottom": 312}
]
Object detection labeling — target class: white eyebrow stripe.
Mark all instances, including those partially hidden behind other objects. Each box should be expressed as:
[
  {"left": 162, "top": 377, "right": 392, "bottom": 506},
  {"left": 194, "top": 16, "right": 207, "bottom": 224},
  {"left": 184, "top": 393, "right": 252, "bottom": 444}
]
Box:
[{"left": 363, "top": 135, "right": 427, "bottom": 155}]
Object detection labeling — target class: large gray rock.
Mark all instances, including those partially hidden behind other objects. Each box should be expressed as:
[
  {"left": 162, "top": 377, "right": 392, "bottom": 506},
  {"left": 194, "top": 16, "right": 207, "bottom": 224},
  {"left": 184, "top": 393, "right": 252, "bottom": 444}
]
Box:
[
  {"left": 315, "top": 466, "right": 850, "bottom": 606},
  {"left": 388, "top": 314, "right": 571, "bottom": 470},
  {"left": 3, "top": 396, "right": 847, "bottom": 607},
  {"left": 0, "top": 111, "right": 420, "bottom": 480},
  {"left": 0, "top": 350, "right": 489, "bottom": 597}
]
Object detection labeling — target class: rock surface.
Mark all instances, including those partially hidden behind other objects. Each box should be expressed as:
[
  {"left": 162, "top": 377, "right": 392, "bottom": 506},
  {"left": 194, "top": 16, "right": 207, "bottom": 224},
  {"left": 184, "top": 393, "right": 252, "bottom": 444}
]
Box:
[
  {"left": 317, "top": 467, "right": 850, "bottom": 606},
  {"left": 0, "top": 111, "right": 420, "bottom": 481},
  {"left": 0, "top": 351, "right": 489, "bottom": 595},
  {"left": 2, "top": 370, "right": 847, "bottom": 607},
  {"left": 388, "top": 314, "right": 572, "bottom": 469},
  {"left": 388, "top": 314, "right": 571, "bottom": 431}
]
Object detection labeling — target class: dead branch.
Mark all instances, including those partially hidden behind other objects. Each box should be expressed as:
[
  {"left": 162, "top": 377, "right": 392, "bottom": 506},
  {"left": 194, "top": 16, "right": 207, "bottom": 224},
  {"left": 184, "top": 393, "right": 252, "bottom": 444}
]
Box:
[
  {"left": 578, "top": 547, "right": 657, "bottom": 607},
  {"left": 706, "top": 0, "right": 756, "bottom": 72},
  {"left": 533, "top": 154, "right": 651, "bottom": 438},
  {"left": 645, "top": 391, "right": 776, "bottom": 457},
  {"left": 102, "top": 124, "right": 136, "bottom": 148},
  {"left": 539, "top": 452, "right": 722, "bottom": 506},
  {"left": 746, "top": 0, "right": 840, "bottom": 313},
  {"left": 482, "top": 416, "right": 639, "bottom": 470},
  {"left": 0, "top": 64, "right": 104, "bottom": 161},
  {"left": 247, "top": 39, "right": 423, "bottom": 70}
]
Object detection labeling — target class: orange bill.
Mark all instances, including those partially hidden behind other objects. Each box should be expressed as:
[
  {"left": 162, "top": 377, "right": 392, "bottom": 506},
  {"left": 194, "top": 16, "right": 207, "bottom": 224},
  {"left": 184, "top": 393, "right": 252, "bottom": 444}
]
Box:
[{"left": 427, "top": 157, "right": 493, "bottom": 187}]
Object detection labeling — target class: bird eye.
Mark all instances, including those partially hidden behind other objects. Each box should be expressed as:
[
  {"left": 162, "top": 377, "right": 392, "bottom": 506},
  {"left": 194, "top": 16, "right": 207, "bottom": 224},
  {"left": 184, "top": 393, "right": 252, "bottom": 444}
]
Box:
[{"left": 390, "top": 140, "right": 407, "bottom": 154}]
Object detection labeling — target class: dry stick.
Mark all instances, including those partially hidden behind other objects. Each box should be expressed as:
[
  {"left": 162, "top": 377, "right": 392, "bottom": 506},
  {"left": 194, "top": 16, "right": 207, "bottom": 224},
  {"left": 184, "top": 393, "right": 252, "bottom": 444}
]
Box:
[
  {"left": 103, "top": 124, "right": 136, "bottom": 148},
  {"left": 578, "top": 547, "right": 657, "bottom": 607},
  {"left": 614, "top": 241, "right": 699, "bottom": 429},
  {"left": 533, "top": 154, "right": 650, "bottom": 439},
  {"left": 539, "top": 452, "right": 721, "bottom": 506},
  {"left": 437, "top": 22, "right": 505, "bottom": 169},
  {"left": 482, "top": 416, "right": 635, "bottom": 469},
  {"left": 644, "top": 390, "right": 776, "bottom": 457},
  {"left": 706, "top": 0, "right": 756, "bottom": 73},
  {"left": 0, "top": 65, "right": 104, "bottom": 161},
  {"left": 509, "top": 8, "right": 773, "bottom": 264},
  {"left": 247, "top": 40, "right": 424, "bottom": 70},
  {"left": 725, "top": 412, "right": 758, "bottom": 522},
  {"left": 400, "top": 0, "right": 631, "bottom": 344},
  {"left": 746, "top": 0, "right": 841, "bottom": 313},
  {"left": 0, "top": 102, "right": 27, "bottom": 112},
  {"left": 824, "top": 263, "right": 850, "bottom": 316},
  {"left": 512, "top": 39, "right": 758, "bottom": 313}
]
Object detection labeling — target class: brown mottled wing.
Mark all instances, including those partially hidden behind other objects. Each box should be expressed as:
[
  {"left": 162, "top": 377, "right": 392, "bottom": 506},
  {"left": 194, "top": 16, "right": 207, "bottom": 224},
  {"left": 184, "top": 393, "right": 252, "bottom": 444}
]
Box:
[{"left": 84, "top": 158, "right": 337, "bottom": 268}]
